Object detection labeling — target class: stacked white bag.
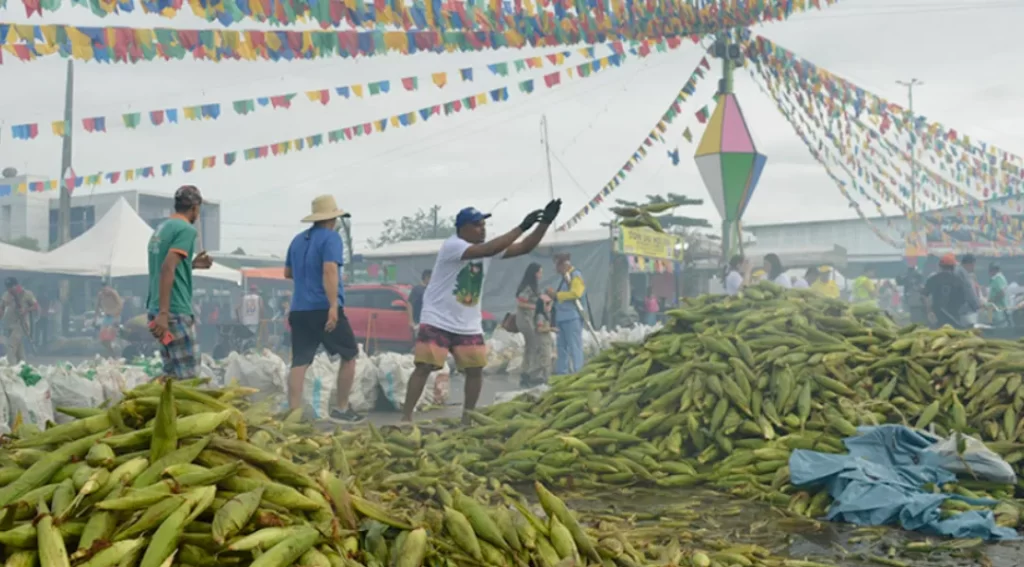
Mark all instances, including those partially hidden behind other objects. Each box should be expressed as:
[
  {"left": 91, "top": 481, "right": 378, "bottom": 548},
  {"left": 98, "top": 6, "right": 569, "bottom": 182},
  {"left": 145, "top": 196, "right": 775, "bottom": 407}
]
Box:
[
  {"left": 0, "top": 362, "right": 49, "bottom": 431},
  {"left": 42, "top": 363, "right": 104, "bottom": 424},
  {"left": 484, "top": 323, "right": 660, "bottom": 372},
  {"left": 376, "top": 352, "right": 450, "bottom": 412},
  {"left": 0, "top": 322, "right": 665, "bottom": 428}
]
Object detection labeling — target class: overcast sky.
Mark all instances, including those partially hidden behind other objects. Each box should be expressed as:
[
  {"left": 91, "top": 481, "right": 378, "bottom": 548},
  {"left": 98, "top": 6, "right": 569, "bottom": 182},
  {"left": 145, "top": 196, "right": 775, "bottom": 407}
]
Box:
[{"left": 2, "top": 0, "right": 1023, "bottom": 255}]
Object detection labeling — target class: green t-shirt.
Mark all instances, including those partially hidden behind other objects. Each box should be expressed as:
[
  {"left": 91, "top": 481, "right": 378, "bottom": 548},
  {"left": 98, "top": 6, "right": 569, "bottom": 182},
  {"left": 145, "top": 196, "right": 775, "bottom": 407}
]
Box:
[
  {"left": 989, "top": 272, "right": 1008, "bottom": 310},
  {"left": 146, "top": 217, "right": 197, "bottom": 315}
]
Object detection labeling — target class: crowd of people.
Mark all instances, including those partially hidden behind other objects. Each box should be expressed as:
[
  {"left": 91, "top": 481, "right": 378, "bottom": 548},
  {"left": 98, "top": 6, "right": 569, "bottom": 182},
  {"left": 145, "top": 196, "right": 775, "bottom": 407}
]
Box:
[
  {"left": 722, "top": 251, "right": 1022, "bottom": 330},
  {"left": 141, "top": 186, "right": 566, "bottom": 425}
]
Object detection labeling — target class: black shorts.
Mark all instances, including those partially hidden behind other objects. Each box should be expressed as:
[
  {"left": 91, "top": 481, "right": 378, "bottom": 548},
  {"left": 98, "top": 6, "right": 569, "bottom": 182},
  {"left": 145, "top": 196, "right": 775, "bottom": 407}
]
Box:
[{"left": 288, "top": 308, "right": 358, "bottom": 367}]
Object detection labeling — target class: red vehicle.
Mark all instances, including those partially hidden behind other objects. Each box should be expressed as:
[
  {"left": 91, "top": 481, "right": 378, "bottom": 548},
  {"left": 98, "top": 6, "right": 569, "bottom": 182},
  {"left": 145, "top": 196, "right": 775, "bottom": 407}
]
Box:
[{"left": 345, "top": 284, "right": 496, "bottom": 354}]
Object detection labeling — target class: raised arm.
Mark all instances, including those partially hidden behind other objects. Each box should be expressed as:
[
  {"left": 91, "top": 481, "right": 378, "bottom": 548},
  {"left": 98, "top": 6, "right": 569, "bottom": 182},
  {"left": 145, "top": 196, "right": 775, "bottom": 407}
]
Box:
[
  {"left": 461, "top": 210, "right": 543, "bottom": 260},
  {"left": 501, "top": 199, "right": 562, "bottom": 259},
  {"left": 504, "top": 223, "right": 550, "bottom": 259}
]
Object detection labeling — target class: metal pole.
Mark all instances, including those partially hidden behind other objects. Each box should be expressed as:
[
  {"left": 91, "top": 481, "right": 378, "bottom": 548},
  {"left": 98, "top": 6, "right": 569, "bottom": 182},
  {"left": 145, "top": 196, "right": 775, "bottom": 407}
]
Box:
[
  {"left": 896, "top": 78, "right": 923, "bottom": 254},
  {"left": 541, "top": 115, "right": 555, "bottom": 201},
  {"left": 58, "top": 60, "right": 75, "bottom": 339},
  {"left": 59, "top": 60, "right": 74, "bottom": 246}
]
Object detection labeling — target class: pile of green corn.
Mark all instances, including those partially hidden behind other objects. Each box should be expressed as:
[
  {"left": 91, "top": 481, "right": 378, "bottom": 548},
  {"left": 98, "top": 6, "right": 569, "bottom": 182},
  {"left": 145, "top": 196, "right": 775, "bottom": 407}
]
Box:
[
  {"left": 0, "top": 379, "right": 839, "bottom": 567},
  {"left": 339, "top": 282, "right": 1024, "bottom": 530}
]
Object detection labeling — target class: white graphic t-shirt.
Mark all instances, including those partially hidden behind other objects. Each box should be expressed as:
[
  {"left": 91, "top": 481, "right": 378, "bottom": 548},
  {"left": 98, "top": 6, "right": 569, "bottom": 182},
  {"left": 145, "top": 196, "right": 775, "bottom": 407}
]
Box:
[
  {"left": 420, "top": 236, "right": 490, "bottom": 335},
  {"left": 240, "top": 294, "right": 261, "bottom": 326}
]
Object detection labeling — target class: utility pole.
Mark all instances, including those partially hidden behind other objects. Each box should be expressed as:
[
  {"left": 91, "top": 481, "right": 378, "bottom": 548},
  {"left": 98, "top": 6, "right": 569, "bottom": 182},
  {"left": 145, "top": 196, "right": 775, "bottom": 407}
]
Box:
[
  {"left": 541, "top": 115, "right": 555, "bottom": 201},
  {"left": 59, "top": 60, "right": 75, "bottom": 337},
  {"left": 897, "top": 78, "right": 924, "bottom": 256},
  {"left": 431, "top": 206, "right": 438, "bottom": 238},
  {"left": 59, "top": 60, "right": 74, "bottom": 246}
]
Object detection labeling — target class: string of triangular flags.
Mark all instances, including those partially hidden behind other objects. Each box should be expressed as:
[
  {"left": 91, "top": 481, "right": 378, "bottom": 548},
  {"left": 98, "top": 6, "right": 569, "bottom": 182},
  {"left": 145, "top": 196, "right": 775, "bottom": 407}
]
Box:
[
  {"left": 749, "top": 34, "right": 1024, "bottom": 198},
  {"left": 7, "top": 40, "right": 679, "bottom": 140},
  {"left": 0, "top": 0, "right": 839, "bottom": 67},
  {"left": 750, "top": 41, "right": 1024, "bottom": 250},
  {"left": 778, "top": 62, "right": 1024, "bottom": 247},
  {"left": 0, "top": 51, "right": 646, "bottom": 198},
  {"left": 2, "top": 0, "right": 835, "bottom": 46},
  {"left": 746, "top": 63, "right": 903, "bottom": 249},
  {"left": 557, "top": 55, "right": 712, "bottom": 232}
]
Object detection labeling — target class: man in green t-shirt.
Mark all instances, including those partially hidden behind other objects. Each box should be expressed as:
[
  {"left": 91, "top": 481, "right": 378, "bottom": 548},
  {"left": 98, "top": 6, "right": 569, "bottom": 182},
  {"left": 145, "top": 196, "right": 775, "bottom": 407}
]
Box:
[
  {"left": 988, "top": 263, "right": 1009, "bottom": 327},
  {"left": 146, "top": 185, "right": 212, "bottom": 378}
]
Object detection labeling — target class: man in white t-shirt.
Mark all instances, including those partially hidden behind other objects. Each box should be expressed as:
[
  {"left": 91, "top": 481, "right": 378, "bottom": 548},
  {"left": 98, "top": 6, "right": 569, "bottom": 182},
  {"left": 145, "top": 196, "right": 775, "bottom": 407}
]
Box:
[
  {"left": 401, "top": 199, "right": 562, "bottom": 423},
  {"left": 237, "top": 284, "right": 263, "bottom": 335}
]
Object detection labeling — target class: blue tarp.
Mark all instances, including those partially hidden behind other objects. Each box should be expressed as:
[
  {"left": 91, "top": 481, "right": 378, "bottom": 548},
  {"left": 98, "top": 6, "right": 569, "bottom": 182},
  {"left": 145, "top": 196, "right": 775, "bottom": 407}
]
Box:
[{"left": 788, "top": 425, "right": 1019, "bottom": 541}]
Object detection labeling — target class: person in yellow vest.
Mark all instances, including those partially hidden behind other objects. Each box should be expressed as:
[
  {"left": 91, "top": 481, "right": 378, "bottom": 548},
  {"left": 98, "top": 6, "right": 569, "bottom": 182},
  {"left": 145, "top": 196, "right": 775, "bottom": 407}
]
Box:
[
  {"left": 851, "top": 266, "right": 878, "bottom": 305},
  {"left": 811, "top": 266, "right": 841, "bottom": 299}
]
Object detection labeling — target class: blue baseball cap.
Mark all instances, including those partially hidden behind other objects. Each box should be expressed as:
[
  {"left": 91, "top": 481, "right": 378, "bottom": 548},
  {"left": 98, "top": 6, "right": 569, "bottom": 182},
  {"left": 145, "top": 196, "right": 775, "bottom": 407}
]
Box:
[{"left": 455, "top": 207, "right": 491, "bottom": 229}]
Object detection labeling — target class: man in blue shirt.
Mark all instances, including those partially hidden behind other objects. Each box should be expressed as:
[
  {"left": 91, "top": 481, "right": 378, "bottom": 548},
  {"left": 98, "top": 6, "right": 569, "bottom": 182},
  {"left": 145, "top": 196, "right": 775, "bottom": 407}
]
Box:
[{"left": 285, "top": 195, "right": 362, "bottom": 423}]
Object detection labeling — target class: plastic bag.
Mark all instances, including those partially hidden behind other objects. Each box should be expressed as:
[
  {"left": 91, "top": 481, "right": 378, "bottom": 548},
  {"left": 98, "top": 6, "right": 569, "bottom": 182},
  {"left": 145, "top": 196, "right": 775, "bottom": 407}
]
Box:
[
  {"left": 375, "top": 353, "right": 447, "bottom": 411},
  {"left": 494, "top": 384, "right": 550, "bottom": 404},
  {"left": 376, "top": 353, "right": 414, "bottom": 411},
  {"left": 43, "top": 364, "right": 105, "bottom": 424},
  {"left": 92, "top": 361, "right": 151, "bottom": 404},
  {"left": 350, "top": 353, "right": 380, "bottom": 413},
  {"left": 222, "top": 350, "right": 287, "bottom": 402},
  {"left": 303, "top": 354, "right": 339, "bottom": 419},
  {"left": 426, "top": 363, "right": 450, "bottom": 406},
  {"left": 1, "top": 364, "right": 54, "bottom": 429},
  {"left": 921, "top": 433, "right": 1018, "bottom": 485}
]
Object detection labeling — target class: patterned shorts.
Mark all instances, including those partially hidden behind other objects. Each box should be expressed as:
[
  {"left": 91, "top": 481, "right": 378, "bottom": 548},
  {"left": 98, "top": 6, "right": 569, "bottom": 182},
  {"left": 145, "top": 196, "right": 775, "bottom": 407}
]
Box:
[
  {"left": 413, "top": 323, "right": 487, "bottom": 370},
  {"left": 148, "top": 313, "right": 199, "bottom": 379}
]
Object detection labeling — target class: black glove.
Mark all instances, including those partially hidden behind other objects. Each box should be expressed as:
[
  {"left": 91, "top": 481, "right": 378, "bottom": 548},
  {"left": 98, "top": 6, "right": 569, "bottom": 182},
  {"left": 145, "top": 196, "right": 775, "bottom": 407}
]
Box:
[
  {"left": 540, "top": 198, "right": 562, "bottom": 224},
  {"left": 519, "top": 210, "right": 544, "bottom": 232}
]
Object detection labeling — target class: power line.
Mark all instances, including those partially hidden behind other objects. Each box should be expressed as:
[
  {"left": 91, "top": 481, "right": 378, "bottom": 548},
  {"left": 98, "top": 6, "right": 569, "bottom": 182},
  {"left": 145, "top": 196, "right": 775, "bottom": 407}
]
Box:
[{"left": 228, "top": 47, "right": 689, "bottom": 207}]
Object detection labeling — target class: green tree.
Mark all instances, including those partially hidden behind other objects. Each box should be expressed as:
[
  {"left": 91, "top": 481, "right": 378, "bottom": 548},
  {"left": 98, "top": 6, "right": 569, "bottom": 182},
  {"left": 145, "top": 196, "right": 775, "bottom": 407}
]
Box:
[
  {"left": 2, "top": 236, "right": 40, "bottom": 251},
  {"left": 368, "top": 206, "right": 455, "bottom": 248}
]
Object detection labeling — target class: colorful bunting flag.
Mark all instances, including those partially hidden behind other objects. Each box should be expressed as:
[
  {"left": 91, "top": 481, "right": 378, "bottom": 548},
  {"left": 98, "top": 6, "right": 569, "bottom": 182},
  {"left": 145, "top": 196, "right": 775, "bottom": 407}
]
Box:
[
  {"left": 7, "top": 42, "right": 660, "bottom": 140},
  {"left": 11, "top": 0, "right": 838, "bottom": 32},
  {"left": 0, "top": 0, "right": 838, "bottom": 65},
  {"left": 0, "top": 52, "right": 633, "bottom": 198},
  {"left": 558, "top": 57, "right": 714, "bottom": 231},
  {"left": 749, "top": 34, "right": 1024, "bottom": 251}
]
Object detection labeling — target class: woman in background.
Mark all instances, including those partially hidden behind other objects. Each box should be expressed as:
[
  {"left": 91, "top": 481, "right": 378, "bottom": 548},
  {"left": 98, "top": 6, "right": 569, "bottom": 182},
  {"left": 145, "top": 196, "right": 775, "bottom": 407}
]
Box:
[
  {"left": 533, "top": 293, "right": 556, "bottom": 385},
  {"left": 643, "top": 287, "right": 659, "bottom": 326},
  {"left": 764, "top": 253, "right": 791, "bottom": 289},
  {"left": 515, "top": 263, "right": 545, "bottom": 388}
]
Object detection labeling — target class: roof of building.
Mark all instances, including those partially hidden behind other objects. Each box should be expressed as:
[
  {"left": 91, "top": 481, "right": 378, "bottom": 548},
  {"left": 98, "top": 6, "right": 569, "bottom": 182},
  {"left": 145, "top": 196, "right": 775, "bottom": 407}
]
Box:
[{"left": 360, "top": 228, "right": 610, "bottom": 259}]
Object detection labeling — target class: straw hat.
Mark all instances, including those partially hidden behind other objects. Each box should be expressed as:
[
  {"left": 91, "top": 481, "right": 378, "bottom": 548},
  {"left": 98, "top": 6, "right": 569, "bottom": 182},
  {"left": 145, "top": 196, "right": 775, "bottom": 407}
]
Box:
[{"left": 301, "top": 195, "right": 350, "bottom": 222}]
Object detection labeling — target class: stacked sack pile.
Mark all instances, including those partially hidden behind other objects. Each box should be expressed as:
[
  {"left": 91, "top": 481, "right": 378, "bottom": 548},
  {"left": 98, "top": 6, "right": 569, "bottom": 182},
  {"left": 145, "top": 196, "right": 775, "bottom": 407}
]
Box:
[
  {"left": 483, "top": 323, "right": 661, "bottom": 375},
  {"left": 222, "top": 349, "right": 450, "bottom": 418},
  {"left": 340, "top": 282, "right": 1024, "bottom": 534},
  {"left": 0, "top": 348, "right": 448, "bottom": 432}
]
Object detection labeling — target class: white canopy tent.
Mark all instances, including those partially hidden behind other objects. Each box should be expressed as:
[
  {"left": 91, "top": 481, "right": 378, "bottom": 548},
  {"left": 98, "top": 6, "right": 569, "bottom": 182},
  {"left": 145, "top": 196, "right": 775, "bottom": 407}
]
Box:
[
  {"left": 0, "top": 241, "right": 46, "bottom": 272},
  {"left": 40, "top": 198, "right": 240, "bottom": 284}
]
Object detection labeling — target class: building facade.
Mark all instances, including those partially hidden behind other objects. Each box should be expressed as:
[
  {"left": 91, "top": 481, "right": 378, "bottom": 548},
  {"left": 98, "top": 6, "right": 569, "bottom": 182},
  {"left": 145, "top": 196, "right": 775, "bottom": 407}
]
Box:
[{"left": 0, "top": 187, "right": 221, "bottom": 251}]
